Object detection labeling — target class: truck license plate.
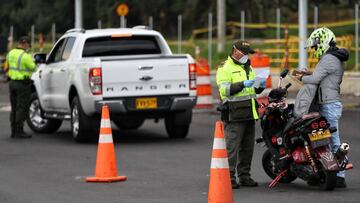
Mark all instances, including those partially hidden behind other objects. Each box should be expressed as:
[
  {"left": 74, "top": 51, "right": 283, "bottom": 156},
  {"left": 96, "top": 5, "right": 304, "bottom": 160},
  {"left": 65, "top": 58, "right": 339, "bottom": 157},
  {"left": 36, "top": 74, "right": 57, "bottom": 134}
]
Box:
[
  {"left": 135, "top": 98, "right": 157, "bottom": 109},
  {"left": 308, "top": 130, "right": 331, "bottom": 142}
]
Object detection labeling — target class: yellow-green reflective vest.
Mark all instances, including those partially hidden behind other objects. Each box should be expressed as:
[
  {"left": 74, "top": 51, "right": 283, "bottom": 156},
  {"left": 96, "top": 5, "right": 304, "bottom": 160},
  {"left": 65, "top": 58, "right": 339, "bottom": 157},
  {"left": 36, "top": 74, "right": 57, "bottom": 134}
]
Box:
[
  {"left": 6, "top": 48, "right": 36, "bottom": 80},
  {"left": 216, "top": 57, "right": 259, "bottom": 120}
]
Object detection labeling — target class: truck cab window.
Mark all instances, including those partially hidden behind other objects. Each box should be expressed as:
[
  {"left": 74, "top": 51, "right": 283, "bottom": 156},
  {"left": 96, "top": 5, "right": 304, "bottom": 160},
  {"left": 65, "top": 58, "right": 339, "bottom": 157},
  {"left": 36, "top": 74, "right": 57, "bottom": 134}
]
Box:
[
  {"left": 47, "top": 39, "right": 65, "bottom": 64},
  {"left": 62, "top": 37, "right": 76, "bottom": 60},
  {"left": 82, "top": 35, "right": 161, "bottom": 57}
]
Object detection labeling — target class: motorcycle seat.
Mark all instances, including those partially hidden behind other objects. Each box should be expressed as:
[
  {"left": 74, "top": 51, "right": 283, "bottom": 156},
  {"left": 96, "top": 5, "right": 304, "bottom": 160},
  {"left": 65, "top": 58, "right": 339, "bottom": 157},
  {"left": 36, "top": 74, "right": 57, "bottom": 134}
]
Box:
[
  {"left": 283, "top": 112, "right": 320, "bottom": 132},
  {"left": 293, "top": 112, "right": 320, "bottom": 126}
]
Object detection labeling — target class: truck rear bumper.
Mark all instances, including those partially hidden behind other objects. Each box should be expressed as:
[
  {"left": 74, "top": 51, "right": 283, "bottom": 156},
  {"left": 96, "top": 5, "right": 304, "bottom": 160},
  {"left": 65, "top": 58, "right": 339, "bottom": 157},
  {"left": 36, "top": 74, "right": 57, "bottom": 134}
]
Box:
[
  {"left": 94, "top": 96, "right": 196, "bottom": 114},
  {"left": 169, "top": 97, "right": 196, "bottom": 111}
]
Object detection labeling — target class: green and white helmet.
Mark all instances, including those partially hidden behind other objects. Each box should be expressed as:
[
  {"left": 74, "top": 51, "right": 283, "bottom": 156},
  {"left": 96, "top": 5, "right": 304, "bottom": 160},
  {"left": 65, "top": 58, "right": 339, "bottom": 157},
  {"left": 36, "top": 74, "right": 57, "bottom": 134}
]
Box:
[{"left": 305, "top": 27, "right": 336, "bottom": 58}]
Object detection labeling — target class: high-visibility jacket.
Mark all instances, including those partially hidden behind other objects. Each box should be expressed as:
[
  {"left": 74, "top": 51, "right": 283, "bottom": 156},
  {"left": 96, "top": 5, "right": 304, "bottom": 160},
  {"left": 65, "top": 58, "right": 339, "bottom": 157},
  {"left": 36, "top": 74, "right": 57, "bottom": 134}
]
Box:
[
  {"left": 216, "top": 56, "right": 258, "bottom": 120},
  {"left": 6, "top": 48, "right": 36, "bottom": 80}
]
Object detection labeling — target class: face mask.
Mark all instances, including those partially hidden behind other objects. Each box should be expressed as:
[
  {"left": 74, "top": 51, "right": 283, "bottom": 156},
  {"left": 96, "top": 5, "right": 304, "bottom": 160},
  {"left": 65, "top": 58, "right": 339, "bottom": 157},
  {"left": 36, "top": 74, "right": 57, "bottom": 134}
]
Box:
[{"left": 238, "top": 55, "right": 248, "bottom": 64}]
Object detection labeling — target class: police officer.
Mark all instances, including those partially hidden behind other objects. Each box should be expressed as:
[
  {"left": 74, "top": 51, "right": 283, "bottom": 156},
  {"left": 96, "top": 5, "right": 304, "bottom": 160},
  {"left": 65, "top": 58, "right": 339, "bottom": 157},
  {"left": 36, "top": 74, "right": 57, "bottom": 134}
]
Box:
[
  {"left": 6, "top": 36, "right": 36, "bottom": 138},
  {"left": 216, "top": 41, "right": 266, "bottom": 189}
]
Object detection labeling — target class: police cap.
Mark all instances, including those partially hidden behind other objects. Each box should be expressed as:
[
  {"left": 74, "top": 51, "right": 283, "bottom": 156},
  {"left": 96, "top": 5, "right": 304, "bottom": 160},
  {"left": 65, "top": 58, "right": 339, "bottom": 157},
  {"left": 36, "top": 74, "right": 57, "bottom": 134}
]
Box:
[{"left": 233, "top": 40, "right": 255, "bottom": 55}]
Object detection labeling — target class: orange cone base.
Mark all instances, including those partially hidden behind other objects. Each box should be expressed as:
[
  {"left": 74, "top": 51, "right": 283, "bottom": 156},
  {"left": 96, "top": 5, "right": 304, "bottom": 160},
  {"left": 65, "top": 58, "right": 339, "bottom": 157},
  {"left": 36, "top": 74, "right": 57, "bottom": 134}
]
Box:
[{"left": 86, "top": 175, "right": 127, "bottom": 183}]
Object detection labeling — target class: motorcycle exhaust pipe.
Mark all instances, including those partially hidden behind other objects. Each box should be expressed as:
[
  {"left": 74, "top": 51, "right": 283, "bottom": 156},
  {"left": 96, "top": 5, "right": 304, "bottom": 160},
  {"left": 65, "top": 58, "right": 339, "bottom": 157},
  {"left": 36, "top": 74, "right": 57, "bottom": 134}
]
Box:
[
  {"left": 339, "top": 142, "right": 350, "bottom": 154},
  {"left": 336, "top": 142, "right": 350, "bottom": 160}
]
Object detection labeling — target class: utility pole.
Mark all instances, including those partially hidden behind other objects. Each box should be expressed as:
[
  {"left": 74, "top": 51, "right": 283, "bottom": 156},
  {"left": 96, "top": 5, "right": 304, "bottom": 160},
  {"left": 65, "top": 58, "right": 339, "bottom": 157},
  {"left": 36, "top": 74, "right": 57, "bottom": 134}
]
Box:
[
  {"left": 240, "top": 10, "right": 245, "bottom": 40},
  {"left": 178, "top": 15, "right": 182, "bottom": 54},
  {"left": 314, "top": 5, "right": 318, "bottom": 29},
  {"left": 8, "top": 26, "right": 14, "bottom": 51},
  {"left": 217, "top": 0, "right": 225, "bottom": 52},
  {"left": 149, "top": 16, "right": 153, "bottom": 29},
  {"left": 52, "top": 23, "right": 56, "bottom": 44},
  {"left": 276, "top": 8, "right": 281, "bottom": 60},
  {"left": 75, "top": 0, "right": 83, "bottom": 28},
  {"left": 298, "top": 0, "right": 308, "bottom": 70},
  {"left": 355, "top": 3, "right": 359, "bottom": 71},
  {"left": 31, "top": 25, "right": 35, "bottom": 52},
  {"left": 208, "top": 13, "right": 213, "bottom": 68}
]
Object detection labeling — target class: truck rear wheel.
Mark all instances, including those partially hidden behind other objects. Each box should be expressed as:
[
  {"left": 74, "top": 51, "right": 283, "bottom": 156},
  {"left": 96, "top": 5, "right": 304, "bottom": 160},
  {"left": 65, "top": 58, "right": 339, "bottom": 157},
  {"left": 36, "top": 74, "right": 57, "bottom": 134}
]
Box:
[
  {"left": 71, "top": 97, "right": 99, "bottom": 142},
  {"left": 165, "top": 110, "right": 192, "bottom": 138},
  {"left": 113, "top": 117, "right": 144, "bottom": 130},
  {"left": 27, "top": 93, "right": 63, "bottom": 133}
]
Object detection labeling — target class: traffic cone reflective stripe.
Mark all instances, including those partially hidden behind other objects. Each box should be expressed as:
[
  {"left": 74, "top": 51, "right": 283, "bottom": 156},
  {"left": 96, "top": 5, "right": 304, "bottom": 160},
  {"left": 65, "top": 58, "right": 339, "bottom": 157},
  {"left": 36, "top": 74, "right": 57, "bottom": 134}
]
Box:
[
  {"left": 196, "top": 59, "right": 213, "bottom": 109},
  {"left": 210, "top": 158, "right": 230, "bottom": 168},
  {"left": 208, "top": 121, "right": 234, "bottom": 203},
  {"left": 99, "top": 118, "right": 113, "bottom": 143},
  {"left": 86, "top": 105, "right": 127, "bottom": 183},
  {"left": 197, "top": 75, "right": 211, "bottom": 85}
]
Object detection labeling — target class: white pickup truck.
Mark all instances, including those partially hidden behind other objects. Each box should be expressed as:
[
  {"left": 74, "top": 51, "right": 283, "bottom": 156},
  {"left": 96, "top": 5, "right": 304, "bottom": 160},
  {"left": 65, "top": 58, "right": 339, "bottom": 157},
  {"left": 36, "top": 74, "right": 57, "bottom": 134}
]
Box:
[{"left": 28, "top": 27, "right": 197, "bottom": 142}]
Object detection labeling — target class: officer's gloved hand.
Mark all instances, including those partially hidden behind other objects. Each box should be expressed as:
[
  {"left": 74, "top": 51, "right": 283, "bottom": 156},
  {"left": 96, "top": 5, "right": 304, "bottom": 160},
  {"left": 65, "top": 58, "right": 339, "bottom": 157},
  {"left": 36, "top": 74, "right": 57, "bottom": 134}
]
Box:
[
  {"left": 243, "top": 80, "right": 255, "bottom": 87},
  {"left": 260, "top": 80, "right": 266, "bottom": 88}
]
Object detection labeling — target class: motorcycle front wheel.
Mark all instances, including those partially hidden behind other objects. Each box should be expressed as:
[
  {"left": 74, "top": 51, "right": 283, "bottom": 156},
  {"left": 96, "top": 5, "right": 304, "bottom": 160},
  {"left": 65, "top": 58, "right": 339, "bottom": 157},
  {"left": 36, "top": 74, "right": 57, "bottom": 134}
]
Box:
[{"left": 262, "top": 149, "right": 297, "bottom": 183}]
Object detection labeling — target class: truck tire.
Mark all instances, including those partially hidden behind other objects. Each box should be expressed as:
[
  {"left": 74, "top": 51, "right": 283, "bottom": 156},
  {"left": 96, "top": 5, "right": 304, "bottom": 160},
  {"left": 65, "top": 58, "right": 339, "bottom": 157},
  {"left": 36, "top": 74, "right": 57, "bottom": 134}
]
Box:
[
  {"left": 165, "top": 109, "right": 192, "bottom": 138},
  {"left": 71, "top": 97, "right": 99, "bottom": 142},
  {"left": 27, "top": 93, "right": 63, "bottom": 133},
  {"left": 113, "top": 117, "right": 144, "bottom": 130}
]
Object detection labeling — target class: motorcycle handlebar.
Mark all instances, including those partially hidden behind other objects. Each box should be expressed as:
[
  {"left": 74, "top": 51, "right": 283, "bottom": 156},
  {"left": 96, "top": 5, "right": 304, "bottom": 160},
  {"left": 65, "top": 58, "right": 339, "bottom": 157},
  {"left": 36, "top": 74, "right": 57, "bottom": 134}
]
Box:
[{"left": 285, "top": 83, "right": 292, "bottom": 89}]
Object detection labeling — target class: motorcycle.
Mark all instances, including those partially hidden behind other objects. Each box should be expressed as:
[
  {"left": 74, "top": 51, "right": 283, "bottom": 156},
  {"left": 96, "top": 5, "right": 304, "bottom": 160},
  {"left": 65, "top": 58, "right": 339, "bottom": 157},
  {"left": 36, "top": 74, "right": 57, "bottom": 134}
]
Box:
[{"left": 256, "top": 69, "right": 352, "bottom": 191}]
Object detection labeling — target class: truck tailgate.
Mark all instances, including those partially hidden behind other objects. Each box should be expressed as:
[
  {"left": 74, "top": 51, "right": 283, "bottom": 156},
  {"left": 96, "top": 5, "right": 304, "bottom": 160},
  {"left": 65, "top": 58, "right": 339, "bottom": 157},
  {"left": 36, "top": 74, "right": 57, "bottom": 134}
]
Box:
[{"left": 101, "top": 56, "right": 189, "bottom": 98}]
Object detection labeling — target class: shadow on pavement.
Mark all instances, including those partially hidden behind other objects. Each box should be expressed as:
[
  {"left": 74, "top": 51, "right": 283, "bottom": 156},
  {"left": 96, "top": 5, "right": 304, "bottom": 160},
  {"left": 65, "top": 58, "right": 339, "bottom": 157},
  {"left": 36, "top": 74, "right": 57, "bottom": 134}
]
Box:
[{"left": 28, "top": 128, "right": 194, "bottom": 145}]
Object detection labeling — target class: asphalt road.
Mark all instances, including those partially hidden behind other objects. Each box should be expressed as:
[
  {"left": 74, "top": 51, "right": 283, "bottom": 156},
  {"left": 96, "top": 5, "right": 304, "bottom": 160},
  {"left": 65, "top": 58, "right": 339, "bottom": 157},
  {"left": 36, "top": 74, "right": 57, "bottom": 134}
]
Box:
[{"left": 0, "top": 83, "right": 359, "bottom": 203}]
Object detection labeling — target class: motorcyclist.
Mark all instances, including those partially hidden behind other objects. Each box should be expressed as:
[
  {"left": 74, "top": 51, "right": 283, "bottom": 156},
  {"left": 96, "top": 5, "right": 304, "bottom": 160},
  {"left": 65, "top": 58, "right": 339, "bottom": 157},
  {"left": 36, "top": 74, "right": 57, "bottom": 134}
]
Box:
[{"left": 295, "top": 27, "right": 349, "bottom": 188}]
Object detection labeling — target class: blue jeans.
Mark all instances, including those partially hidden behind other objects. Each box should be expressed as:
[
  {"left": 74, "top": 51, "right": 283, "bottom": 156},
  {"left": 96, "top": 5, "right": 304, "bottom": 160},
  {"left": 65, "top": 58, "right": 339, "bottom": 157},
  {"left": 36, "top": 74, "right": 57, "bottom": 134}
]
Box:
[{"left": 320, "top": 101, "right": 344, "bottom": 177}]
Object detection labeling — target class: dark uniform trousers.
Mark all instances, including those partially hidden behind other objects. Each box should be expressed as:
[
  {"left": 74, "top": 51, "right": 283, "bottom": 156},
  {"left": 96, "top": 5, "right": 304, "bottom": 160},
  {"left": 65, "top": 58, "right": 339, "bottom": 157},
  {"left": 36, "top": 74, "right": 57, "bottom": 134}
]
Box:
[
  {"left": 224, "top": 119, "right": 255, "bottom": 181},
  {"left": 9, "top": 80, "right": 32, "bottom": 135}
]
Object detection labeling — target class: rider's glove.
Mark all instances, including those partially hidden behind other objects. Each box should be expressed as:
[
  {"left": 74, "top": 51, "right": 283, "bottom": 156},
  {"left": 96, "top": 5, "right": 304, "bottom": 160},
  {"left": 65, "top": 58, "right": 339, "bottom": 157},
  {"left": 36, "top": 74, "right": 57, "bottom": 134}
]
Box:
[{"left": 243, "top": 80, "right": 255, "bottom": 87}]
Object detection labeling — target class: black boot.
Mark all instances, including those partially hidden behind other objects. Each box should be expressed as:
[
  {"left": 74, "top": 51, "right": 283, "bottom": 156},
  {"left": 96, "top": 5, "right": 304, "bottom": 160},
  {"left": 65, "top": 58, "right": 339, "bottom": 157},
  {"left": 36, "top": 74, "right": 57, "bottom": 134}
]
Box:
[
  {"left": 239, "top": 176, "right": 258, "bottom": 187},
  {"left": 10, "top": 126, "right": 16, "bottom": 138},
  {"left": 15, "top": 128, "right": 32, "bottom": 139},
  {"left": 231, "top": 179, "right": 240, "bottom": 189},
  {"left": 336, "top": 177, "right": 347, "bottom": 188}
]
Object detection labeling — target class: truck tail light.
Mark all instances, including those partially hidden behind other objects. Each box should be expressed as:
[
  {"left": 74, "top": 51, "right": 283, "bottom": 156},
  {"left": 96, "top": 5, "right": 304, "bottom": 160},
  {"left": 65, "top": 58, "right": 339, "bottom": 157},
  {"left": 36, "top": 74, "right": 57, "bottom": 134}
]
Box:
[
  {"left": 89, "top": 67, "right": 102, "bottom": 95},
  {"left": 189, "top": 63, "right": 197, "bottom": 91}
]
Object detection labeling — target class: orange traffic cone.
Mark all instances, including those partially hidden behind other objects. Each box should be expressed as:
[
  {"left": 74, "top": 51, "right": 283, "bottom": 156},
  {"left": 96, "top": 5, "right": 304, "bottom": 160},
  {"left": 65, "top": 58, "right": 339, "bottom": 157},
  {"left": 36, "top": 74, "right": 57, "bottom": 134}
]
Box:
[
  {"left": 208, "top": 121, "right": 234, "bottom": 203},
  {"left": 86, "top": 104, "right": 127, "bottom": 183}
]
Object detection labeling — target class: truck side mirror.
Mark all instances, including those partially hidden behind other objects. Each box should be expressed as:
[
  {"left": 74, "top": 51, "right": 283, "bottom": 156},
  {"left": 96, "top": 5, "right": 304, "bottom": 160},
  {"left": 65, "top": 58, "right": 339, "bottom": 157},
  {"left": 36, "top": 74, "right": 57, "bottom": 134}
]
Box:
[{"left": 34, "top": 53, "right": 47, "bottom": 64}]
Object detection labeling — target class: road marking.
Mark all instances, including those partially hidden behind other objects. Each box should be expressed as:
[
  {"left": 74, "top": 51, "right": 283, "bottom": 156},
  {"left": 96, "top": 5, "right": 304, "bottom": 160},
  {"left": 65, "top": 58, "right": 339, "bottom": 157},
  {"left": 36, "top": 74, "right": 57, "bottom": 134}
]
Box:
[
  {"left": 74, "top": 176, "right": 87, "bottom": 180},
  {"left": 0, "top": 104, "right": 11, "bottom": 112}
]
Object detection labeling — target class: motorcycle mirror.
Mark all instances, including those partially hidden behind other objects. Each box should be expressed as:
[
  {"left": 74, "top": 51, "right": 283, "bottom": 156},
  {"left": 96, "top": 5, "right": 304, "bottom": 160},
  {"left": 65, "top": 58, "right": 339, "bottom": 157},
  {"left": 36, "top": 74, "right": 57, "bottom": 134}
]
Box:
[{"left": 280, "top": 69, "right": 289, "bottom": 78}]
